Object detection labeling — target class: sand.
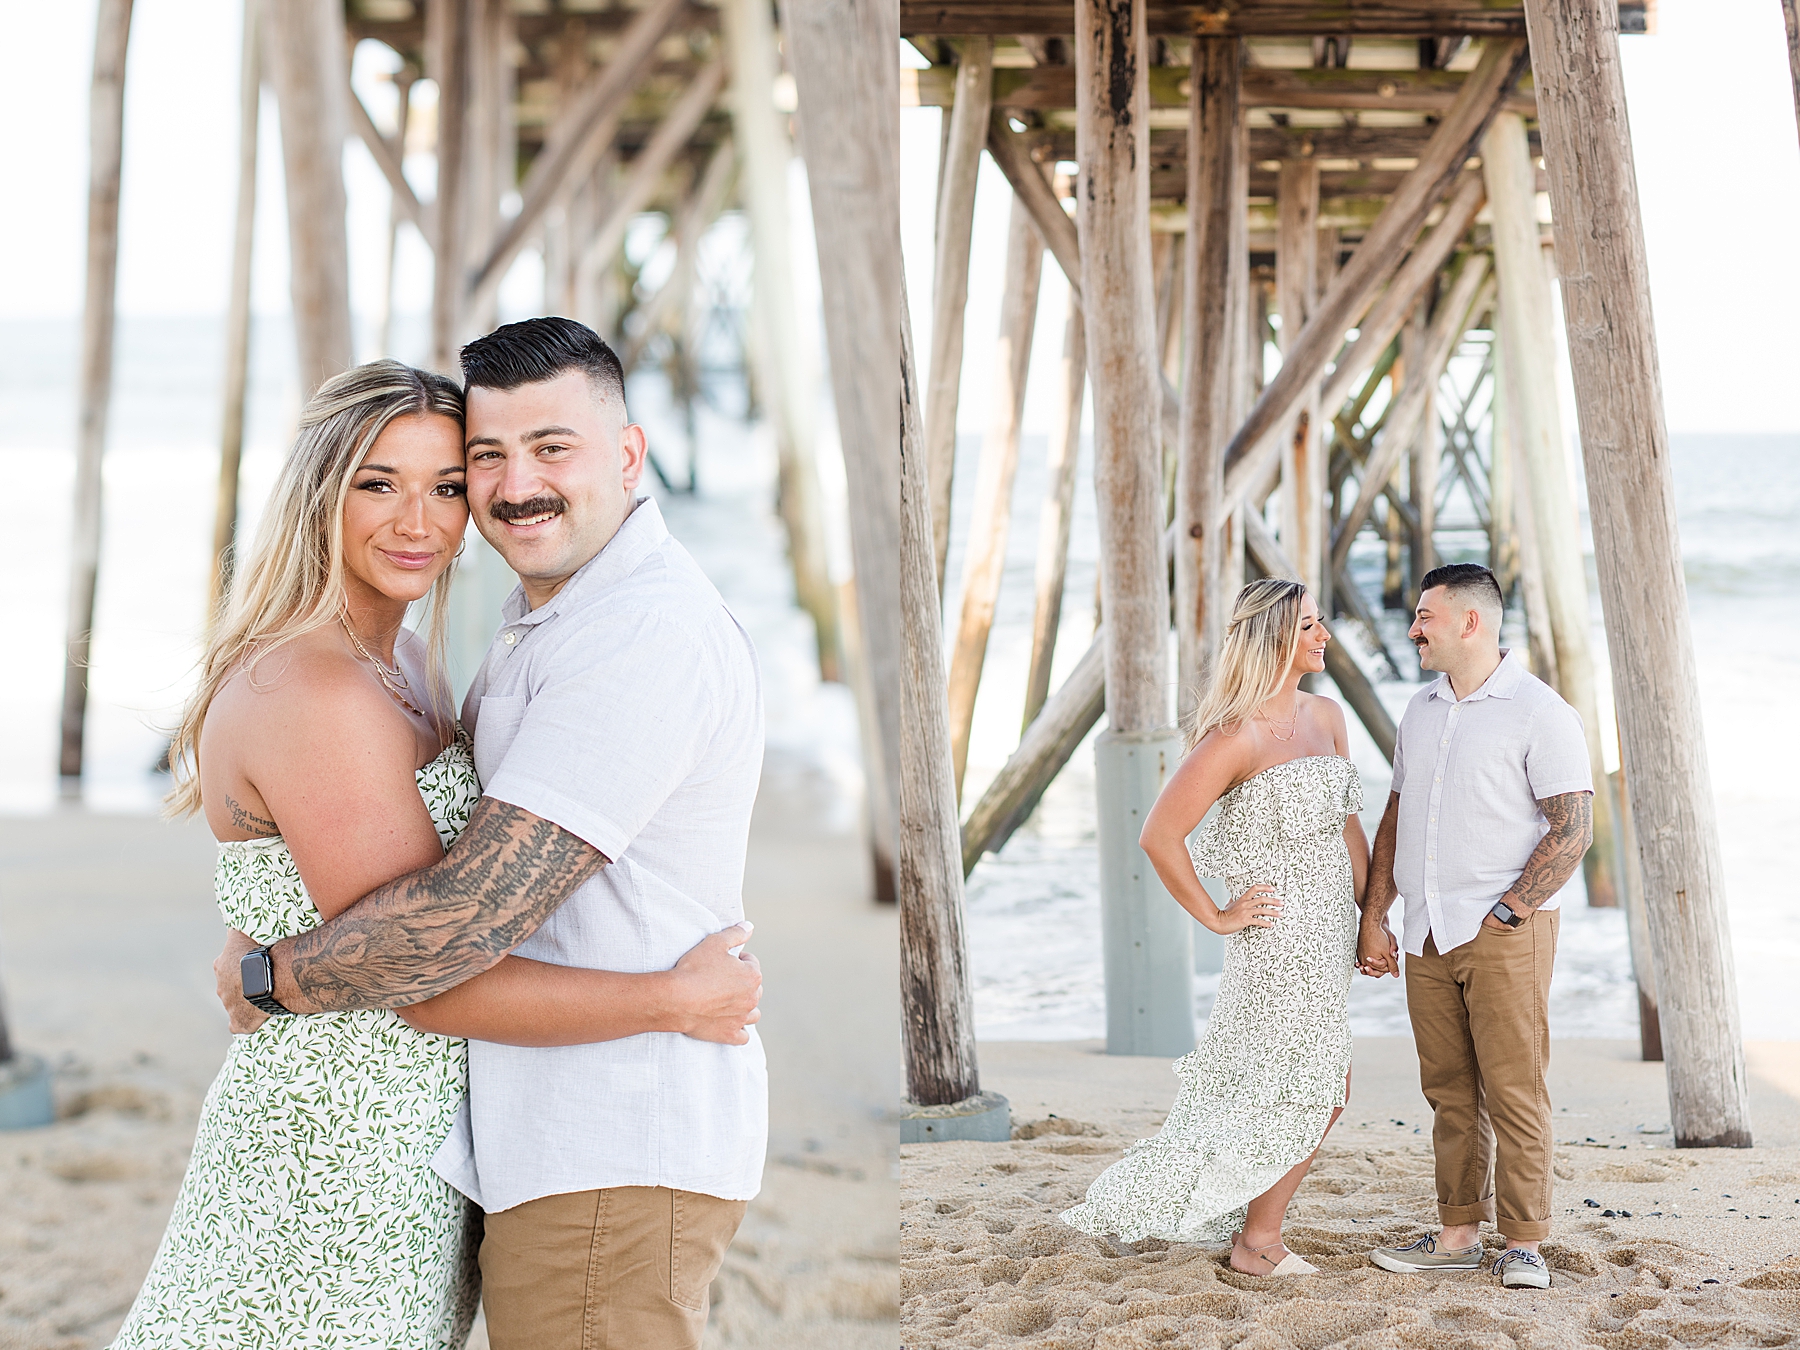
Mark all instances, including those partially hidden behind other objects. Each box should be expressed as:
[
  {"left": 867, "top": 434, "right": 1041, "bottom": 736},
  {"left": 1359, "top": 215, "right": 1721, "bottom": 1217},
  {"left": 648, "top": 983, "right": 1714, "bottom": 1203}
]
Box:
[
  {"left": 901, "top": 1038, "right": 1800, "bottom": 1349},
  {"left": 0, "top": 740, "right": 897, "bottom": 1350}
]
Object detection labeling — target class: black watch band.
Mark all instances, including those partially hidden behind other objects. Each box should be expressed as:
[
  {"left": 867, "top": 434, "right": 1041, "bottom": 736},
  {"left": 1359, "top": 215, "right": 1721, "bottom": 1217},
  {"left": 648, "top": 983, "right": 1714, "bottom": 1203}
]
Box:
[
  {"left": 1491, "top": 901, "right": 1526, "bottom": 929},
  {"left": 240, "top": 944, "right": 295, "bottom": 1016}
]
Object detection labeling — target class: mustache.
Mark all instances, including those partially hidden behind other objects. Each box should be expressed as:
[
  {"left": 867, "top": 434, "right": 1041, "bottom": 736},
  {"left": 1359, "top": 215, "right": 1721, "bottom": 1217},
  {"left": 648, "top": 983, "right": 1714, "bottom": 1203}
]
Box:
[{"left": 489, "top": 493, "right": 568, "bottom": 523}]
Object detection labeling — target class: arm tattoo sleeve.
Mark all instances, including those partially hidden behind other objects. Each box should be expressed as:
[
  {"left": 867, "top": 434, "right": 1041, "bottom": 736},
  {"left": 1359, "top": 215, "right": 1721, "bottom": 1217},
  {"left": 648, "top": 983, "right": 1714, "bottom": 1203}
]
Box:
[
  {"left": 284, "top": 797, "right": 606, "bottom": 1010},
  {"left": 1362, "top": 792, "right": 1402, "bottom": 921},
  {"left": 1509, "top": 791, "right": 1594, "bottom": 912}
]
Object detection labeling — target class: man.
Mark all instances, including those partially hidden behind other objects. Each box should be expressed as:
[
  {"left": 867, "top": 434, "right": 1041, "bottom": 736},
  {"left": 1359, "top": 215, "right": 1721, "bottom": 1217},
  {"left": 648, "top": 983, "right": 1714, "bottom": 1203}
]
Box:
[
  {"left": 1358, "top": 563, "right": 1593, "bottom": 1290},
  {"left": 217, "top": 317, "right": 767, "bottom": 1347}
]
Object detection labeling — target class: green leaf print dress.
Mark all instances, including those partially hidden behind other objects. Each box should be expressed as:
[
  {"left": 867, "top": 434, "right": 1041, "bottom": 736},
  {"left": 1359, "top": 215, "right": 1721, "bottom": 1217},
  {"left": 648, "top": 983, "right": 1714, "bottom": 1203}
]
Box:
[{"left": 110, "top": 738, "right": 483, "bottom": 1350}]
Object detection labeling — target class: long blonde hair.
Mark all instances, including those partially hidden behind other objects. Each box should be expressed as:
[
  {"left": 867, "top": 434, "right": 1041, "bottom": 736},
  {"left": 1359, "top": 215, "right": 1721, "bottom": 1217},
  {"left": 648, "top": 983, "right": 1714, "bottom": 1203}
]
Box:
[
  {"left": 1183, "top": 578, "right": 1309, "bottom": 751},
  {"left": 166, "top": 360, "right": 466, "bottom": 817}
]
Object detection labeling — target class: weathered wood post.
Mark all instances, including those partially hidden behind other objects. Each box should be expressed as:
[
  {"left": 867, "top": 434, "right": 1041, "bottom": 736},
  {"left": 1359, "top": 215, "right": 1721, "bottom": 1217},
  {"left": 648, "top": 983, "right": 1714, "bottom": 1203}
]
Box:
[
  {"left": 721, "top": 0, "right": 842, "bottom": 682},
  {"left": 1523, "top": 0, "right": 1752, "bottom": 1146},
  {"left": 1493, "top": 317, "right": 1561, "bottom": 688},
  {"left": 427, "top": 0, "right": 471, "bottom": 373},
  {"left": 1078, "top": 0, "right": 1192, "bottom": 1058},
  {"left": 947, "top": 195, "right": 1043, "bottom": 793},
  {"left": 924, "top": 38, "right": 993, "bottom": 591},
  {"left": 59, "top": 0, "right": 134, "bottom": 782},
  {"left": 1275, "top": 154, "right": 1323, "bottom": 594},
  {"left": 1482, "top": 108, "right": 1619, "bottom": 909},
  {"left": 1023, "top": 292, "right": 1085, "bottom": 729},
  {"left": 784, "top": 0, "right": 902, "bottom": 902},
  {"left": 210, "top": 0, "right": 259, "bottom": 621},
  {"left": 1783, "top": 0, "right": 1800, "bottom": 147},
  {"left": 264, "top": 0, "right": 353, "bottom": 391}
]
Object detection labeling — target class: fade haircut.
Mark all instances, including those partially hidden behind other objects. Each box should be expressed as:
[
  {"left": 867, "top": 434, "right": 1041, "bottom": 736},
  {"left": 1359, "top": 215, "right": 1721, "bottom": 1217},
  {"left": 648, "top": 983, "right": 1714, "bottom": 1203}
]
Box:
[
  {"left": 1420, "top": 562, "right": 1504, "bottom": 628},
  {"left": 459, "top": 316, "right": 627, "bottom": 414}
]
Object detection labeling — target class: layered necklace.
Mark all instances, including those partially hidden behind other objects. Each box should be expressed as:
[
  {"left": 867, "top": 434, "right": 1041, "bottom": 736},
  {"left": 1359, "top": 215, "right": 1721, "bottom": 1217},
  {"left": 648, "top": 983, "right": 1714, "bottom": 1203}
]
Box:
[
  {"left": 1258, "top": 699, "right": 1300, "bottom": 742},
  {"left": 340, "top": 614, "right": 427, "bottom": 719}
]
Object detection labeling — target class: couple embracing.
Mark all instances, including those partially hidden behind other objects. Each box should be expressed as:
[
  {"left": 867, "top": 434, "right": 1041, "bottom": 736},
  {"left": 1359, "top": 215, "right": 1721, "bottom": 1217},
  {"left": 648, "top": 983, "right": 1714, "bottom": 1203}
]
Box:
[
  {"left": 1063, "top": 565, "right": 1593, "bottom": 1291},
  {"left": 112, "top": 318, "right": 765, "bottom": 1349}
]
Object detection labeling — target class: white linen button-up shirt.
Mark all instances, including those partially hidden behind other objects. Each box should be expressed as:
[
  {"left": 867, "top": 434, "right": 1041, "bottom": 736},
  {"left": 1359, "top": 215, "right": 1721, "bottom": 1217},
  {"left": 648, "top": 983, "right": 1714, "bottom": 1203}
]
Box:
[
  {"left": 431, "top": 497, "right": 767, "bottom": 1213},
  {"left": 1391, "top": 649, "right": 1592, "bottom": 957}
]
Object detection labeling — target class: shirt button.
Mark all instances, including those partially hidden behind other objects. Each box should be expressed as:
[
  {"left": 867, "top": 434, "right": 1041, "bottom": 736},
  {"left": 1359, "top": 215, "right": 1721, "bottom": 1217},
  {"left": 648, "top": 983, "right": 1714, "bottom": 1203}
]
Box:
[
  {"left": 503, "top": 632, "right": 517, "bottom": 645},
  {"left": 1435, "top": 776, "right": 1442, "bottom": 783}
]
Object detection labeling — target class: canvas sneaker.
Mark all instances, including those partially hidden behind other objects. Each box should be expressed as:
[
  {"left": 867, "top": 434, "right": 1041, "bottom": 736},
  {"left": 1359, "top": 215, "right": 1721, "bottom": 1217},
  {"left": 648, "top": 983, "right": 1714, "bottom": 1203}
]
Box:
[
  {"left": 1494, "top": 1247, "right": 1552, "bottom": 1289},
  {"left": 1369, "top": 1233, "right": 1485, "bottom": 1273}
]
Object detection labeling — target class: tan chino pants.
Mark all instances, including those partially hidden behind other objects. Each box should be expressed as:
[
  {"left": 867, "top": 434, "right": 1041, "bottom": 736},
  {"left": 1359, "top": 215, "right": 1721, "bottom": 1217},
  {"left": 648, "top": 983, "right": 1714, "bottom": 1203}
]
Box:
[
  {"left": 1405, "top": 909, "right": 1558, "bottom": 1242},
  {"left": 479, "top": 1185, "right": 748, "bottom": 1350}
]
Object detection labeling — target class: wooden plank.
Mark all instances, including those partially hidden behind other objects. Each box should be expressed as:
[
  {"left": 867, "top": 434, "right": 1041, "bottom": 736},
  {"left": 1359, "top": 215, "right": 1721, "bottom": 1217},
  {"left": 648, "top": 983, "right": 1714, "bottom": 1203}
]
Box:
[
  {"left": 1243, "top": 511, "right": 1395, "bottom": 761},
  {"left": 1784, "top": 0, "right": 1800, "bottom": 149},
  {"left": 903, "top": 2, "right": 1535, "bottom": 38},
  {"left": 1023, "top": 297, "right": 1085, "bottom": 728},
  {"left": 1483, "top": 106, "right": 1619, "bottom": 909},
  {"left": 1218, "top": 39, "right": 1527, "bottom": 518},
  {"left": 428, "top": 0, "right": 471, "bottom": 372},
  {"left": 1523, "top": 0, "right": 1751, "bottom": 1147},
  {"left": 926, "top": 39, "right": 994, "bottom": 591},
  {"left": 264, "top": 0, "right": 354, "bottom": 391},
  {"left": 1173, "top": 36, "right": 1244, "bottom": 724},
  {"left": 963, "top": 636, "right": 1105, "bottom": 874},
  {"left": 464, "top": 0, "right": 686, "bottom": 322},
  {"left": 348, "top": 81, "right": 431, "bottom": 237},
  {"left": 60, "top": 0, "right": 134, "bottom": 781},
  {"left": 1076, "top": 0, "right": 1168, "bottom": 734},
  {"left": 947, "top": 194, "right": 1043, "bottom": 793},
  {"left": 1276, "top": 155, "right": 1323, "bottom": 594},
  {"left": 1317, "top": 172, "right": 1484, "bottom": 414},
  {"left": 210, "top": 0, "right": 259, "bottom": 622},
  {"left": 900, "top": 260, "right": 982, "bottom": 1104},
  {"left": 905, "top": 63, "right": 1537, "bottom": 115},
  {"left": 785, "top": 0, "right": 903, "bottom": 900}
]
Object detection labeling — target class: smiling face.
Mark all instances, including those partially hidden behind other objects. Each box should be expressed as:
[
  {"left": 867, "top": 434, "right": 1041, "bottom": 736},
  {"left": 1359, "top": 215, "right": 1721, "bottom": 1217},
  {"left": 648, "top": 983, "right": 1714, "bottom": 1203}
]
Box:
[
  {"left": 463, "top": 369, "right": 648, "bottom": 608},
  {"left": 1290, "top": 590, "right": 1330, "bottom": 677},
  {"left": 1410, "top": 585, "right": 1477, "bottom": 672},
  {"left": 340, "top": 412, "right": 468, "bottom": 606}
]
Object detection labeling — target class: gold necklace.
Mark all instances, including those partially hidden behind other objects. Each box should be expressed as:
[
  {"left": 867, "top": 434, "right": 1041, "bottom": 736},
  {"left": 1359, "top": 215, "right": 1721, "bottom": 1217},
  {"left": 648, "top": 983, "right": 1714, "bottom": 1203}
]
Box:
[
  {"left": 340, "top": 614, "right": 427, "bottom": 719},
  {"left": 1259, "top": 701, "right": 1299, "bottom": 742}
]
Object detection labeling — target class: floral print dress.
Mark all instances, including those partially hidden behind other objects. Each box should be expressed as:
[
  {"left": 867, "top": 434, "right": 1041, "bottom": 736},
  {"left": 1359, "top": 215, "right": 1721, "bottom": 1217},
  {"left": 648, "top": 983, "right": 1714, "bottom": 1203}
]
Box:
[
  {"left": 111, "top": 739, "right": 482, "bottom": 1350},
  {"left": 1062, "top": 754, "right": 1364, "bottom": 1244}
]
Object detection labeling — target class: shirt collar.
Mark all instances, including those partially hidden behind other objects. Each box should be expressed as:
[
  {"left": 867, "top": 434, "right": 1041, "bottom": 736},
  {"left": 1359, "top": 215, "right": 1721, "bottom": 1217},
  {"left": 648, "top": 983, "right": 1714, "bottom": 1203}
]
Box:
[
  {"left": 498, "top": 496, "right": 668, "bottom": 627},
  {"left": 1428, "top": 648, "right": 1524, "bottom": 704}
]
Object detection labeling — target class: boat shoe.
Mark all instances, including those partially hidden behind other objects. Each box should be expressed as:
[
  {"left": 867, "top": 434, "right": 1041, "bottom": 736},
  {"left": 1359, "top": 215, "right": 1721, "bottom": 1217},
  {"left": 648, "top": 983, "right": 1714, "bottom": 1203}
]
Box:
[
  {"left": 1369, "top": 1232, "right": 1485, "bottom": 1273},
  {"left": 1494, "top": 1247, "right": 1551, "bottom": 1289}
]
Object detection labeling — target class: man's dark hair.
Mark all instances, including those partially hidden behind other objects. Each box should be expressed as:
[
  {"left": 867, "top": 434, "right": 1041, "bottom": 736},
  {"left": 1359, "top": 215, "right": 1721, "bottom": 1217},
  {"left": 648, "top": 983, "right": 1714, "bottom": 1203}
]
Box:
[
  {"left": 459, "top": 316, "right": 626, "bottom": 412},
  {"left": 1420, "top": 562, "right": 1504, "bottom": 617}
]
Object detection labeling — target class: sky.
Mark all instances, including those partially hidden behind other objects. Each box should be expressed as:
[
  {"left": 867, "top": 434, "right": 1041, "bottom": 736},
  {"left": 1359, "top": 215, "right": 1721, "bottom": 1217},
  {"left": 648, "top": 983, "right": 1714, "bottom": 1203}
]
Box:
[{"left": 1, "top": 0, "right": 1797, "bottom": 431}]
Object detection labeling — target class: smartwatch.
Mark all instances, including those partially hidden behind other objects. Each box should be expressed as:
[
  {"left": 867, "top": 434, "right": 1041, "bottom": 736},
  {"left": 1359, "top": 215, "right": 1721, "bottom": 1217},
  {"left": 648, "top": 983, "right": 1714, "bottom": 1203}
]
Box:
[
  {"left": 240, "top": 945, "right": 295, "bottom": 1016},
  {"left": 1489, "top": 900, "right": 1526, "bottom": 929}
]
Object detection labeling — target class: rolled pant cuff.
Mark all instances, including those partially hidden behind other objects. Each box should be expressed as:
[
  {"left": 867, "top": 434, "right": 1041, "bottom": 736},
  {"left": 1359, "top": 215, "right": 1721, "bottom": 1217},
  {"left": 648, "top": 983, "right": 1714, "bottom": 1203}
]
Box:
[
  {"left": 1497, "top": 1218, "right": 1551, "bottom": 1243},
  {"left": 1438, "top": 1199, "right": 1495, "bottom": 1226}
]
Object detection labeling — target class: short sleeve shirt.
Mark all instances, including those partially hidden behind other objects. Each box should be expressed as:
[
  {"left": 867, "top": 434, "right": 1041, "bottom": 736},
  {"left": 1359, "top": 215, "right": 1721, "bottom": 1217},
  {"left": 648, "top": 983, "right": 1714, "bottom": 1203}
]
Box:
[
  {"left": 1391, "top": 649, "right": 1592, "bottom": 957},
  {"left": 431, "top": 497, "right": 767, "bottom": 1213}
]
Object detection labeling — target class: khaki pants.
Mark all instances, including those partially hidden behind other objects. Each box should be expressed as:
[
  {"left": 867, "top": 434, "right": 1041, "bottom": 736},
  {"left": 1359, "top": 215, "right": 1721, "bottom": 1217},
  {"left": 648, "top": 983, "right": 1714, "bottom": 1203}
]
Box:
[
  {"left": 1405, "top": 909, "right": 1558, "bottom": 1242},
  {"left": 479, "top": 1186, "right": 747, "bottom": 1350}
]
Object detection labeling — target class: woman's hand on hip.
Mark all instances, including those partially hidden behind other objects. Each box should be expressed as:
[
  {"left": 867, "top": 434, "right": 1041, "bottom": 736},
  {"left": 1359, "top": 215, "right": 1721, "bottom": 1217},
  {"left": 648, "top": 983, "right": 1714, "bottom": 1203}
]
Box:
[{"left": 1214, "top": 882, "right": 1282, "bottom": 934}]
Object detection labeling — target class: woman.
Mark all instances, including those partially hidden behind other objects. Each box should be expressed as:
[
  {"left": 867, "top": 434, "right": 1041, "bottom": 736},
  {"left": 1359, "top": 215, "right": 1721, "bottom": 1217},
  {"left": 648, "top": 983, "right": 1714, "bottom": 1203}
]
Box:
[
  {"left": 115, "top": 362, "right": 752, "bottom": 1348},
  {"left": 1061, "top": 578, "right": 1370, "bottom": 1277}
]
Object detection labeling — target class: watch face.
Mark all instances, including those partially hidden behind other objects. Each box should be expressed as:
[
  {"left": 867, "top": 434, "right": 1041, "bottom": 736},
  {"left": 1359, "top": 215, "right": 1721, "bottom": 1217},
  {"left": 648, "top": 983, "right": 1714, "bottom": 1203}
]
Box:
[{"left": 241, "top": 949, "right": 275, "bottom": 999}]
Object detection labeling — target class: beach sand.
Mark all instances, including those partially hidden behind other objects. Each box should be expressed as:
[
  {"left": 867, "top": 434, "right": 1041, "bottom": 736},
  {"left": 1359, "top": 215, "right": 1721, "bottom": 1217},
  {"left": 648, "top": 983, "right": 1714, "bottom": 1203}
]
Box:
[
  {"left": 0, "top": 744, "right": 897, "bottom": 1349},
  {"left": 902, "top": 1038, "right": 1800, "bottom": 1349}
]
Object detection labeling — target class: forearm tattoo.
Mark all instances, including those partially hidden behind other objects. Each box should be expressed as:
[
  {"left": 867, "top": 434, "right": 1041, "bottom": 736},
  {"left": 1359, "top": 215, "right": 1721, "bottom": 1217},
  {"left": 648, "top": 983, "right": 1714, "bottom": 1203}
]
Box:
[
  {"left": 1362, "top": 792, "right": 1402, "bottom": 921},
  {"left": 285, "top": 797, "right": 606, "bottom": 1010},
  {"left": 1509, "top": 791, "right": 1594, "bottom": 912},
  {"left": 225, "top": 795, "right": 279, "bottom": 837}
]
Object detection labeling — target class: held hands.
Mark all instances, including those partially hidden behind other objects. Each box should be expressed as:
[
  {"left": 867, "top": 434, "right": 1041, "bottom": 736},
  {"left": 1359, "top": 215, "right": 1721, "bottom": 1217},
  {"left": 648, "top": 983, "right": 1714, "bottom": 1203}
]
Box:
[
  {"left": 669, "top": 923, "right": 763, "bottom": 1045},
  {"left": 214, "top": 928, "right": 268, "bottom": 1035},
  {"left": 1213, "top": 882, "right": 1283, "bottom": 934},
  {"left": 1356, "top": 915, "right": 1400, "bottom": 978}
]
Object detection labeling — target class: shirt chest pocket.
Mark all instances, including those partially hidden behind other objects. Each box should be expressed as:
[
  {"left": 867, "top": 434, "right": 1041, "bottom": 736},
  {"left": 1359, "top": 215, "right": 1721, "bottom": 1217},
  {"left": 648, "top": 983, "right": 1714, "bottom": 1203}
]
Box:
[{"left": 472, "top": 695, "right": 527, "bottom": 786}]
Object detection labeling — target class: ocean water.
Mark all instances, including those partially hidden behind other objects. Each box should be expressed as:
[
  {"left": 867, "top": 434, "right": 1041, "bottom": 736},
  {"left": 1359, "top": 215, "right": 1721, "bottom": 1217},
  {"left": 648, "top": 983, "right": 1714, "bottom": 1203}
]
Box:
[
  {"left": 948, "top": 425, "right": 1800, "bottom": 1043},
  {"left": 0, "top": 315, "right": 861, "bottom": 822}
]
